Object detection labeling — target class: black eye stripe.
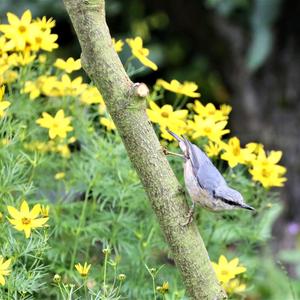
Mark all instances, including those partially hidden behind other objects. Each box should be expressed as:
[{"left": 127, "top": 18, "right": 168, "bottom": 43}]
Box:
[{"left": 217, "top": 197, "right": 241, "bottom": 207}]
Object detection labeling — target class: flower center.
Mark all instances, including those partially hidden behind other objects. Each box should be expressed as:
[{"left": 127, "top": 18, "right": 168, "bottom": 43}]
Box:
[
  {"left": 52, "top": 122, "right": 59, "bottom": 129},
  {"left": 262, "top": 168, "right": 270, "bottom": 177},
  {"left": 161, "top": 111, "right": 169, "bottom": 118},
  {"left": 35, "top": 37, "right": 42, "bottom": 44},
  {"left": 19, "top": 25, "right": 27, "bottom": 33},
  {"left": 22, "top": 217, "right": 31, "bottom": 225},
  {"left": 204, "top": 127, "right": 212, "bottom": 134},
  {"left": 138, "top": 48, "right": 147, "bottom": 56},
  {"left": 233, "top": 147, "right": 240, "bottom": 156},
  {"left": 221, "top": 270, "right": 229, "bottom": 276}
]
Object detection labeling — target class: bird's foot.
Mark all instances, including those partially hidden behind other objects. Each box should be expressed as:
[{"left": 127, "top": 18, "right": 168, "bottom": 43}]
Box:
[
  {"left": 181, "top": 203, "right": 195, "bottom": 226},
  {"left": 162, "top": 147, "right": 185, "bottom": 158}
]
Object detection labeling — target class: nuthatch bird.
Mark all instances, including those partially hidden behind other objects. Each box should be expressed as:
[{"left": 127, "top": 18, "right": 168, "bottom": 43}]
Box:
[{"left": 165, "top": 129, "right": 254, "bottom": 224}]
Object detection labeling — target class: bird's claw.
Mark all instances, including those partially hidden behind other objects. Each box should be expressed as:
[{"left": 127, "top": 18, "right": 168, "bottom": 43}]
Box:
[
  {"left": 180, "top": 204, "right": 195, "bottom": 226},
  {"left": 162, "top": 147, "right": 169, "bottom": 155}
]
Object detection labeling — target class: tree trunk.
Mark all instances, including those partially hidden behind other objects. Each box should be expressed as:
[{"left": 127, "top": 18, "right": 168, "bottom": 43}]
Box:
[{"left": 62, "top": 0, "right": 226, "bottom": 299}]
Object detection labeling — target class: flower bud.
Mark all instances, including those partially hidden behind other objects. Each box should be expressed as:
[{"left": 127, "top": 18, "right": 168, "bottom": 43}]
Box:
[
  {"left": 118, "top": 273, "right": 126, "bottom": 281},
  {"left": 53, "top": 274, "right": 61, "bottom": 283},
  {"left": 102, "top": 247, "right": 111, "bottom": 255}
]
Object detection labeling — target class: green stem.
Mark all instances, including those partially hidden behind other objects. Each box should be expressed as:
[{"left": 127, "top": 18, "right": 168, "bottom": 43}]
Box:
[
  {"left": 69, "top": 184, "right": 92, "bottom": 269},
  {"left": 103, "top": 250, "right": 108, "bottom": 295},
  {"left": 177, "top": 95, "right": 188, "bottom": 109},
  {"left": 152, "top": 275, "right": 157, "bottom": 300},
  {"left": 124, "top": 55, "right": 135, "bottom": 71},
  {"left": 173, "top": 94, "right": 183, "bottom": 109},
  {"left": 57, "top": 283, "right": 66, "bottom": 300},
  {"left": 115, "top": 277, "right": 124, "bottom": 297},
  {"left": 84, "top": 278, "right": 88, "bottom": 298}
]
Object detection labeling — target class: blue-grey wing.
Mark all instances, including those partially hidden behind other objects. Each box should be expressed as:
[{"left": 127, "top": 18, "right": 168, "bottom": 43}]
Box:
[
  {"left": 185, "top": 140, "right": 226, "bottom": 194},
  {"left": 195, "top": 159, "right": 226, "bottom": 195}
]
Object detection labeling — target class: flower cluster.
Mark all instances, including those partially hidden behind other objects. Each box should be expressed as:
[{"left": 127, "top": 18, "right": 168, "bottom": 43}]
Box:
[
  {"left": 212, "top": 255, "right": 246, "bottom": 295},
  {"left": 23, "top": 74, "right": 86, "bottom": 100},
  {"left": 0, "top": 10, "right": 118, "bottom": 140},
  {"left": 24, "top": 139, "right": 74, "bottom": 158},
  {"left": 0, "top": 10, "right": 57, "bottom": 85},
  {"left": 147, "top": 83, "right": 287, "bottom": 188}
]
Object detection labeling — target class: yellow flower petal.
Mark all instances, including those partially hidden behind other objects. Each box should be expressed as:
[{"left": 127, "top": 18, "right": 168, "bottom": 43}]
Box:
[
  {"left": 20, "top": 200, "right": 29, "bottom": 214},
  {"left": 7, "top": 206, "right": 21, "bottom": 219}
]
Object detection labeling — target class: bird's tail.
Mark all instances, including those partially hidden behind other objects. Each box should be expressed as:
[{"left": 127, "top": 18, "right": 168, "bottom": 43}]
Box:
[
  {"left": 166, "top": 128, "right": 188, "bottom": 155},
  {"left": 166, "top": 128, "right": 183, "bottom": 142}
]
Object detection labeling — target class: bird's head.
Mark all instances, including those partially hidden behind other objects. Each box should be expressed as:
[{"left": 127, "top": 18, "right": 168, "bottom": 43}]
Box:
[{"left": 214, "top": 186, "right": 254, "bottom": 210}]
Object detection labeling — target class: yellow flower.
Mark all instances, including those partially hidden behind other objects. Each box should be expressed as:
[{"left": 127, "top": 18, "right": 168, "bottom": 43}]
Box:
[
  {"left": 249, "top": 148, "right": 287, "bottom": 188},
  {"left": 56, "top": 144, "right": 71, "bottom": 158},
  {"left": 0, "top": 86, "right": 10, "bottom": 118},
  {"left": 0, "top": 71, "right": 18, "bottom": 86},
  {"left": 7, "top": 200, "right": 48, "bottom": 238},
  {"left": 41, "top": 76, "right": 62, "bottom": 97},
  {"left": 38, "top": 54, "right": 47, "bottom": 63},
  {"left": 100, "top": 117, "right": 116, "bottom": 131},
  {"left": 80, "top": 86, "right": 106, "bottom": 108},
  {"left": 221, "top": 137, "right": 255, "bottom": 168},
  {"left": 0, "top": 35, "right": 14, "bottom": 55},
  {"left": 59, "top": 74, "right": 86, "bottom": 96},
  {"left": 40, "top": 205, "right": 49, "bottom": 217},
  {"left": 112, "top": 38, "right": 124, "bottom": 53},
  {"left": 189, "top": 115, "right": 229, "bottom": 142},
  {"left": 146, "top": 100, "right": 188, "bottom": 140},
  {"left": 157, "top": 281, "right": 169, "bottom": 294},
  {"left": 34, "top": 16, "right": 56, "bottom": 32},
  {"left": 220, "top": 104, "right": 232, "bottom": 117},
  {"left": 22, "top": 76, "right": 49, "bottom": 100},
  {"left": 36, "top": 109, "right": 73, "bottom": 139},
  {"left": 212, "top": 255, "right": 246, "bottom": 284},
  {"left": 204, "top": 141, "right": 223, "bottom": 158},
  {"left": 54, "top": 57, "right": 81, "bottom": 73},
  {"left": 29, "top": 25, "right": 58, "bottom": 52},
  {"left": 156, "top": 79, "right": 200, "bottom": 98},
  {"left": 8, "top": 51, "right": 36, "bottom": 66},
  {"left": 0, "top": 10, "right": 34, "bottom": 51},
  {"left": 246, "top": 142, "right": 264, "bottom": 154},
  {"left": 0, "top": 256, "right": 11, "bottom": 286},
  {"left": 75, "top": 262, "right": 91, "bottom": 277},
  {"left": 0, "top": 10, "right": 58, "bottom": 52},
  {"left": 55, "top": 172, "right": 65, "bottom": 180},
  {"left": 223, "top": 279, "right": 246, "bottom": 295},
  {"left": 193, "top": 100, "right": 227, "bottom": 121},
  {"left": 126, "top": 37, "right": 158, "bottom": 71}
]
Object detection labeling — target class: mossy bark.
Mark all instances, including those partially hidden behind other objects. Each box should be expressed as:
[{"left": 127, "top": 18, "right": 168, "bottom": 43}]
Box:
[{"left": 63, "top": 1, "right": 226, "bottom": 299}]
